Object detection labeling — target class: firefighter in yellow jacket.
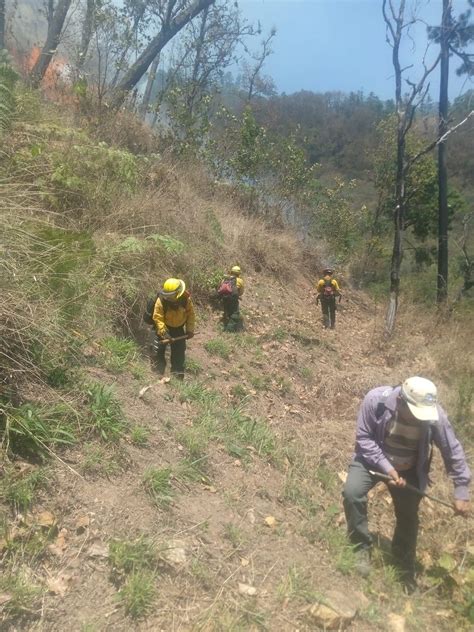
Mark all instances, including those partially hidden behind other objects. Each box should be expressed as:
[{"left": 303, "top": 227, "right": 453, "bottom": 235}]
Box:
[
  {"left": 152, "top": 278, "right": 195, "bottom": 379},
  {"left": 316, "top": 268, "right": 342, "bottom": 329},
  {"left": 217, "top": 265, "right": 245, "bottom": 332}
]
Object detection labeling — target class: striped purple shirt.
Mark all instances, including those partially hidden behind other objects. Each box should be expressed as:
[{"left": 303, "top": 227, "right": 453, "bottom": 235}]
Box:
[{"left": 353, "top": 386, "right": 471, "bottom": 501}]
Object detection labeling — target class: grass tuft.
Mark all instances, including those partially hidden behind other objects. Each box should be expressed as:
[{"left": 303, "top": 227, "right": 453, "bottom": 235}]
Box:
[
  {"left": 109, "top": 537, "right": 156, "bottom": 575},
  {"left": 0, "top": 467, "right": 47, "bottom": 511},
  {"left": 118, "top": 570, "right": 156, "bottom": 618},
  {"left": 225, "top": 407, "right": 277, "bottom": 460},
  {"left": 130, "top": 425, "right": 150, "bottom": 446},
  {"left": 80, "top": 442, "right": 123, "bottom": 477},
  {"left": 2, "top": 402, "right": 76, "bottom": 458},
  {"left": 143, "top": 467, "right": 173, "bottom": 506},
  {"left": 176, "top": 426, "right": 209, "bottom": 459},
  {"left": 175, "top": 380, "right": 219, "bottom": 409},
  {"left": 204, "top": 338, "right": 231, "bottom": 359},
  {"left": 184, "top": 357, "right": 202, "bottom": 375},
  {"left": 87, "top": 383, "right": 127, "bottom": 441},
  {"left": 100, "top": 336, "right": 139, "bottom": 373},
  {"left": 0, "top": 569, "right": 43, "bottom": 616}
]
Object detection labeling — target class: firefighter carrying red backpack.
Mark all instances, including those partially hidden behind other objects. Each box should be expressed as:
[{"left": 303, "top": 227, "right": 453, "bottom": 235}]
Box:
[{"left": 316, "top": 267, "right": 342, "bottom": 329}]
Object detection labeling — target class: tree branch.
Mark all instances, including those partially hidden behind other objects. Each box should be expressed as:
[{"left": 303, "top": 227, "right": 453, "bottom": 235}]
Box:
[{"left": 407, "top": 109, "right": 474, "bottom": 169}]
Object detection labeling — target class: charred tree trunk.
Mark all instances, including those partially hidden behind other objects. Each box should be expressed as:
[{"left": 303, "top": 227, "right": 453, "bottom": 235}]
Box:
[
  {"left": 29, "top": 0, "right": 73, "bottom": 87},
  {"left": 112, "top": 0, "right": 215, "bottom": 108},
  {"left": 437, "top": 0, "right": 451, "bottom": 303}
]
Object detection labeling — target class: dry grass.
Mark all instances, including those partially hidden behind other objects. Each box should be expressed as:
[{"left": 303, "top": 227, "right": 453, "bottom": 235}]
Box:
[
  {"left": 102, "top": 162, "right": 309, "bottom": 282},
  {"left": 0, "top": 190, "right": 63, "bottom": 385}
]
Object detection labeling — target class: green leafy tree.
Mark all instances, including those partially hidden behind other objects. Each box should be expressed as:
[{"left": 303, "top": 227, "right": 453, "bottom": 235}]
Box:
[{"left": 374, "top": 117, "right": 440, "bottom": 241}]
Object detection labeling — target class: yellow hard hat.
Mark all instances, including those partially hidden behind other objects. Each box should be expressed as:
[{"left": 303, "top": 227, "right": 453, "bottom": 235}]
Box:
[
  {"left": 231, "top": 265, "right": 241, "bottom": 276},
  {"left": 162, "top": 278, "right": 185, "bottom": 300}
]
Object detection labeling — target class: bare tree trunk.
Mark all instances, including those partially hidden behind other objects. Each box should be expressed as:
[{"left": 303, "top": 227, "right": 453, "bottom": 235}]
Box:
[
  {"left": 384, "top": 0, "right": 406, "bottom": 337},
  {"left": 437, "top": 0, "right": 451, "bottom": 303},
  {"left": 77, "top": 0, "right": 95, "bottom": 72},
  {"left": 30, "top": 0, "right": 73, "bottom": 87},
  {"left": 139, "top": 53, "right": 160, "bottom": 119},
  {"left": 0, "top": 0, "right": 6, "bottom": 50},
  {"left": 112, "top": 0, "right": 215, "bottom": 108}
]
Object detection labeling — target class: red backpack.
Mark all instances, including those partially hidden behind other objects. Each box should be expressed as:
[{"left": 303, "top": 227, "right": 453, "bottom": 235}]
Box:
[
  {"left": 218, "top": 276, "right": 238, "bottom": 297},
  {"left": 323, "top": 278, "right": 336, "bottom": 299}
]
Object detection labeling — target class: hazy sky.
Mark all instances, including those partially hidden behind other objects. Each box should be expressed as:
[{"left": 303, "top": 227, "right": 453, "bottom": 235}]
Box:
[{"left": 239, "top": 0, "right": 474, "bottom": 100}]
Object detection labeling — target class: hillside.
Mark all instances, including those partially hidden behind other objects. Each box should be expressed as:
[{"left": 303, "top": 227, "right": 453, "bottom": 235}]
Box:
[{"left": 1, "top": 92, "right": 473, "bottom": 631}]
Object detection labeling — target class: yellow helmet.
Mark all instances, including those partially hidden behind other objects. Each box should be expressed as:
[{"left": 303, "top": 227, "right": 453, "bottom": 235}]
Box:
[
  {"left": 231, "top": 265, "right": 241, "bottom": 276},
  {"left": 162, "top": 278, "right": 185, "bottom": 300}
]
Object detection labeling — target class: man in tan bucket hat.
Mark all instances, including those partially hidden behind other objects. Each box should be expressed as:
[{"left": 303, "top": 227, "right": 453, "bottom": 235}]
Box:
[{"left": 342, "top": 377, "right": 471, "bottom": 590}]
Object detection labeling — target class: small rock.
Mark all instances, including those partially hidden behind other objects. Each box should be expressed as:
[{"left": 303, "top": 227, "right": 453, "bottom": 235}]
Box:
[
  {"left": 36, "top": 511, "right": 56, "bottom": 527},
  {"left": 264, "top": 516, "right": 276, "bottom": 528},
  {"left": 163, "top": 540, "right": 187, "bottom": 565},
  {"left": 387, "top": 613, "right": 406, "bottom": 632},
  {"left": 238, "top": 582, "right": 257, "bottom": 596},
  {"left": 308, "top": 589, "right": 365, "bottom": 630},
  {"left": 87, "top": 542, "right": 109, "bottom": 558}
]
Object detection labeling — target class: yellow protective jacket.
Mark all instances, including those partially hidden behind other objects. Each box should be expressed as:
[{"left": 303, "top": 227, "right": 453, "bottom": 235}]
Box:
[
  {"left": 316, "top": 276, "right": 341, "bottom": 295},
  {"left": 236, "top": 277, "right": 244, "bottom": 297},
  {"left": 152, "top": 293, "right": 195, "bottom": 336}
]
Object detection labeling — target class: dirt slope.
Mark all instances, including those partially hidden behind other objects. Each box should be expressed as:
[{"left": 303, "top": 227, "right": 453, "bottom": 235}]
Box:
[{"left": 3, "top": 276, "right": 472, "bottom": 631}]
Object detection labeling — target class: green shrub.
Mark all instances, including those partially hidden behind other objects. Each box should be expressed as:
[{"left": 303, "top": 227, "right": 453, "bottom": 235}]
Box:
[{"left": 147, "top": 233, "right": 185, "bottom": 255}]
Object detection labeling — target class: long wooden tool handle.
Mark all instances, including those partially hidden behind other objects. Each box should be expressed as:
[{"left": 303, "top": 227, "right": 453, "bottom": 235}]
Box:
[
  {"left": 160, "top": 334, "right": 194, "bottom": 345},
  {"left": 369, "top": 470, "right": 453, "bottom": 509}
]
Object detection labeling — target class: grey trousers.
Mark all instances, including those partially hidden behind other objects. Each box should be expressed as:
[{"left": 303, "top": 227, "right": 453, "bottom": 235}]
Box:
[{"left": 342, "top": 459, "right": 421, "bottom": 571}]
